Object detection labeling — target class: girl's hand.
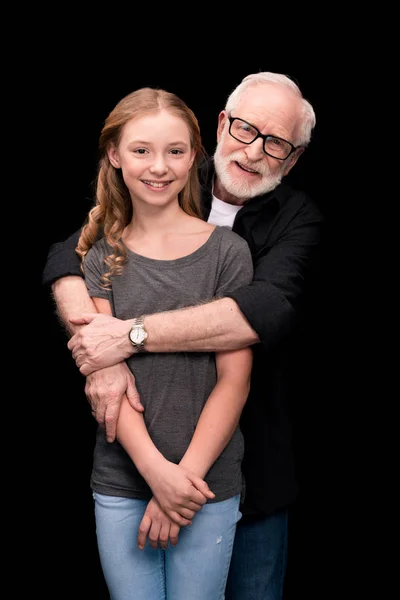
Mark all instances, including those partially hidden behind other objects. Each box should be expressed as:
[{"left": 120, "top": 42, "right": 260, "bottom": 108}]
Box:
[
  {"left": 138, "top": 497, "right": 181, "bottom": 550},
  {"left": 144, "top": 460, "right": 215, "bottom": 526}
]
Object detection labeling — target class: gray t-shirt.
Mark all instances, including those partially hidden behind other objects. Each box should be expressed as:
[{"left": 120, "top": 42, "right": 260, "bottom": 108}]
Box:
[{"left": 84, "top": 225, "right": 253, "bottom": 502}]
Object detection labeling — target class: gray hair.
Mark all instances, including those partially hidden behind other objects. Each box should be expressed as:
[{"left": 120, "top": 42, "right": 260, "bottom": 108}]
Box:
[{"left": 225, "top": 72, "right": 316, "bottom": 148}]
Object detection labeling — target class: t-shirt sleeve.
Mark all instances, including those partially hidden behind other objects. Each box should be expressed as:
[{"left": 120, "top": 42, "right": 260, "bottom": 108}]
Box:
[
  {"left": 83, "top": 240, "right": 112, "bottom": 301},
  {"left": 214, "top": 229, "right": 254, "bottom": 297}
]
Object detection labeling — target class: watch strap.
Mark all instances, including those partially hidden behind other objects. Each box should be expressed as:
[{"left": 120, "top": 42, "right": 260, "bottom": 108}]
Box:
[{"left": 129, "top": 316, "right": 148, "bottom": 353}]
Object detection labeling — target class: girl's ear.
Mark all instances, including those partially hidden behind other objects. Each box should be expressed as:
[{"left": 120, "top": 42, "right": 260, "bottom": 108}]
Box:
[
  {"left": 189, "top": 149, "right": 196, "bottom": 170},
  {"left": 107, "top": 144, "right": 121, "bottom": 168}
]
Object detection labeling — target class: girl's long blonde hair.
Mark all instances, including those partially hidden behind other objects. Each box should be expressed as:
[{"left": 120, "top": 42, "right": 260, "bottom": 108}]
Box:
[{"left": 76, "top": 88, "right": 205, "bottom": 286}]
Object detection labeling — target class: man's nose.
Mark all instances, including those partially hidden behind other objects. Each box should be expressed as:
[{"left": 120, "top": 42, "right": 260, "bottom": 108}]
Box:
[{"left": 244, "top": 138, "right": 264, "bottom": 162}]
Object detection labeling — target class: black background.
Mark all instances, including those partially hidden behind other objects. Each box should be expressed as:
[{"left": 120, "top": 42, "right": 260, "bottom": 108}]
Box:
[{"left": 30, "top": 50, "right": 348, "bottom": 598}]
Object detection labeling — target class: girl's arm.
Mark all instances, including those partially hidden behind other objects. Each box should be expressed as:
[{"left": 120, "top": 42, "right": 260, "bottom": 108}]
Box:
[
  {"left": 137, "top": 346, "right": 252, "bottom": 548},
  {"left": 179, "top": 347, "right": 253, "bottom": 478},
  {"left": 91, "top": 297, "right": 214, "bottom": 526}
]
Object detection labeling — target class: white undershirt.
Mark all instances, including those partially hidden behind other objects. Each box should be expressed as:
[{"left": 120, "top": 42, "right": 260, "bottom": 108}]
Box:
[{"left": 207, "top": 195, "right": 242, "bottom": 229}]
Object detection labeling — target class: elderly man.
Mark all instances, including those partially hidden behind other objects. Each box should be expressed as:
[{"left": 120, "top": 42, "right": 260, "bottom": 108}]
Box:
[{"left": 43, "top": 72, "right": 324, "bottom": 600}]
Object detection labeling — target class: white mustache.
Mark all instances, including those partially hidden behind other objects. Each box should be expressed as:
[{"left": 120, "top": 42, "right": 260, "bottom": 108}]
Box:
[{"left": 228, "top": 151, "right": 270, "bottom": 177}]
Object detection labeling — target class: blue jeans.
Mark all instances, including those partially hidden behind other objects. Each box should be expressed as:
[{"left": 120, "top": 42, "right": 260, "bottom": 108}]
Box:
[
  {"left": 225, "top": 510, "right": 289, "bottom": 600},
  {"left": 93, "top": 492, "right": 241, "bottom": 600}
]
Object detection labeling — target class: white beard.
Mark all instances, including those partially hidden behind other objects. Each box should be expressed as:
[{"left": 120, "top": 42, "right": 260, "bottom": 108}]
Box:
[{"left": 213, "top": 130, "right": 285, "bottom": 200}]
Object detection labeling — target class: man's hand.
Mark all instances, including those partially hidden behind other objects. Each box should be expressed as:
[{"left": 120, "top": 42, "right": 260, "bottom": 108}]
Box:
[
  {"left": 144, "top": 460, "right": 215, "bottom": 526},
  {"left": 138, "top": 497, "right": 181, "bottom": 550},
  {"left": 68, "top": 313, "right": 134, "bottom": 375},
  {"left": 86, "top": 362, "right": 144, "bottom": 442}
]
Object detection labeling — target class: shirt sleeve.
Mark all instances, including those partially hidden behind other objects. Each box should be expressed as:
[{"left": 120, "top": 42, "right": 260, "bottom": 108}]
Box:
[
  {"left": 214, "top": 229, "right": 254, "bottom": 296},
  {"left": 42, "top": 229, "right": 83, "bottom": 286},
  {"left": 83, "top": 240, "right": 112, "bottom": 301},
  {"left": 225, "top": 205, "right": 325, "bottom": 350}
]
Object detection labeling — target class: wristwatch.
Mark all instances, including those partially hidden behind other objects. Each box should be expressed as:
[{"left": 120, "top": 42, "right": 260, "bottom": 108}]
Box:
[{"left": 129, "top": 316, "right": 148, "bottom": 352}]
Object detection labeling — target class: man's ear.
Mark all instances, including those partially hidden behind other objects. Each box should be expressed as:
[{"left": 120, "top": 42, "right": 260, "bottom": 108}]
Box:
[
  {"left": 217, "top": 111, "right": 228, "bottom": 143},
  {"left": 283, "top": 147, "right": 304, "bottom": 177},
  {"left": 107, "top": 145, "right": 120, "bottom": 168}
]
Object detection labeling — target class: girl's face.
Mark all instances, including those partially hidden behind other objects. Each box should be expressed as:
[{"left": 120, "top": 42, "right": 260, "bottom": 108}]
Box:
[{"left": 108, "top": 109, "right": 195, "bottom": 210}]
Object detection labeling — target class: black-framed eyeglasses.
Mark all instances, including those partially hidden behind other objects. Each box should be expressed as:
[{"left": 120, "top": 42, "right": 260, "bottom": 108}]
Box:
[{"left": 228, "top": 116, "right": 298, "bottom": 161}]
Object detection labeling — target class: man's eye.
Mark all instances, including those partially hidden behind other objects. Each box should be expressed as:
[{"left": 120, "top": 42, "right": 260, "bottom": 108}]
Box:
[{"left": 270, "top": 138, "right": 283, "bottom": 147}]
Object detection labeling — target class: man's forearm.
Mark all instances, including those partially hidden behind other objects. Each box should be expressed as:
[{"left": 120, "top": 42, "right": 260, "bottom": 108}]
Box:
[
  {"left": 68, "top": 297, "right": 259, "bottom": 375},
  {"left": 52, "top": 276, "right": 98, "bottom": 336},
  {"left": 144, "top": 298, "right": 258, "bottom": 352}
]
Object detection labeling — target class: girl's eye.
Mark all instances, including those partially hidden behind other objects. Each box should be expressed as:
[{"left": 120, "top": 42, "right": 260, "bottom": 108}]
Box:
[
  {"left": 170, "top": 149, "right": 183, "bottom": 155},
  {"left": 134, "top": 148, "right": 148, "bottom": 155}
]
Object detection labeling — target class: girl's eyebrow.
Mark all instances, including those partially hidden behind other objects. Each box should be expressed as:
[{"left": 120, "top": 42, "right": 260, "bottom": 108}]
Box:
[{"left": 128, "top": 139, "right": 189, "bottom": 147}]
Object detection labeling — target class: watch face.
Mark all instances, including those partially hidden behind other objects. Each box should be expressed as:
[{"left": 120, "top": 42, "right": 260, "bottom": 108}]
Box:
[{"left": 130, "top": 327, "right": 145, "bottom": 344}]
